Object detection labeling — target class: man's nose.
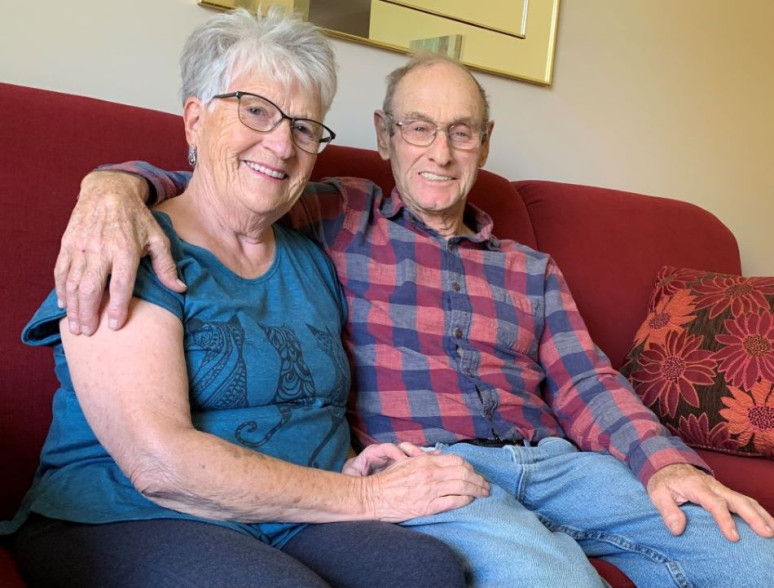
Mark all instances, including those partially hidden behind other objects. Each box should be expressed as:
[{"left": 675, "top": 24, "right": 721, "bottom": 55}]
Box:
[{"left": 426, "top": 129, "right": 453, "bottom": 164}]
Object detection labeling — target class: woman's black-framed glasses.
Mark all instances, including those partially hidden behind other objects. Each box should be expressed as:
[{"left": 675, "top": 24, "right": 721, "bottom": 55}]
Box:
[{"left": 212, "top": 91, "right": 336, "bottom": 154}]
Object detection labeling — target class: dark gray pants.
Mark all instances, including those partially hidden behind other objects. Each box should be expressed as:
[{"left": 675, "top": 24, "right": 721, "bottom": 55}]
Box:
[{"left": 11, "top": 515, "right": 465, "bottom": 587}]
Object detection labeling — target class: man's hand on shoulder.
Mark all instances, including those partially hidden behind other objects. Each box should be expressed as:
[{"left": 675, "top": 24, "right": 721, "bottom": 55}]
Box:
[
  {"left": 54, "top": 170, "right": 185, "bottom": 335},
  {"left": 647, "top": 462, "right": 774, "bottom": 541}
]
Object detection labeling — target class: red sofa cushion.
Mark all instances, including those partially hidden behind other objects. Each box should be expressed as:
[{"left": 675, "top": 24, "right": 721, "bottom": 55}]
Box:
[{"left": 0, "top": 548, "right": 24, "bottom": 588}]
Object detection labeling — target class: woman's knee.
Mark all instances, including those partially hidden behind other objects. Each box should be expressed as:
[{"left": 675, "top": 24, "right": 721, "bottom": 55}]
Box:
[{"left": 284, "top": 521, "right": 465, "bottom": 588}]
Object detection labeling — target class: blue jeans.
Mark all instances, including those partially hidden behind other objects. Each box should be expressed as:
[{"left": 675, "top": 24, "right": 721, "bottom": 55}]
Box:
[{"left": 401, "top": 438, "right": 774, "bottom": 588}]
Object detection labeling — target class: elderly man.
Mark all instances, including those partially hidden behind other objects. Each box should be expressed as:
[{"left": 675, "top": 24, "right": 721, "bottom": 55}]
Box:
[{"left": 57, "top": 54, "right": 774, "bottom": 587}]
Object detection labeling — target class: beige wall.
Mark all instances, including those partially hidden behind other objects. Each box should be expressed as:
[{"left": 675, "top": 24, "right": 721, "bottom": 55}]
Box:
[{"left": 2, "top": 0, "right": 772, "bottom": 274}]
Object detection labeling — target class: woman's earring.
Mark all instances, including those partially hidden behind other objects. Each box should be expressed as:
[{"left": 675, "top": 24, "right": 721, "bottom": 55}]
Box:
[{"left": 188, "top": 145, "right": 197, "bottom": 168}]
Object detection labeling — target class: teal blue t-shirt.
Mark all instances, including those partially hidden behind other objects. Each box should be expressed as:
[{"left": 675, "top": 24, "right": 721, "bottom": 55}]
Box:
[{"left": 4, "top": 213, "right": 351, "bottom": 547}]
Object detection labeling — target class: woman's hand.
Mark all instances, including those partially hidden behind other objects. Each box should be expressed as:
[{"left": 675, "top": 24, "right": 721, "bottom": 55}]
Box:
[
  {"left": 359, "top": 449, "right": 490, "bottom": 522},
  {"left": 54, "top": 170, "right": 184, "bottom": 336}
]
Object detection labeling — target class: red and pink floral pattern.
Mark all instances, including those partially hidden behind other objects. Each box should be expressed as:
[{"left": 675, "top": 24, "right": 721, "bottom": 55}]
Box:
[{"left": 623, "top": 266, "right": 774, "bottom": 458}]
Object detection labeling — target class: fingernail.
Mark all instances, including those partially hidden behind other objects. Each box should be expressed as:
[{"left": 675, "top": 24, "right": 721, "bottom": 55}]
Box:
[
  {"left": 109, "top": 318, "right": 118, "bottom": 330},
  {"left": 57, "top": 298, "right": 65, "bottom": 309},
  {"left": 69, "top": 320, "right": 79, "bottom": 332},
  {"left": 176, "top": 279, "right": 187, "bottom": 289},
  {"left": 81, "top": 325, "right": 93, "bottom": 336}
]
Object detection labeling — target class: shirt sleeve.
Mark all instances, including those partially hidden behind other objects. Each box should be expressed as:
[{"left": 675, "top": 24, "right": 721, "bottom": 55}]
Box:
[
  {"left": 98, "top": 162, "right": 191, "bottom": 205},
  {"left": 281, "top": 179, "right": 355, "bottom": 251},
  {"left": 537, "top": 257, "right": 709, "bottom": 486}
]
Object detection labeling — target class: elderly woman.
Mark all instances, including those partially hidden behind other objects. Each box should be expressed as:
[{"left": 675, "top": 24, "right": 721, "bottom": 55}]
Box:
[{"left": 2, "top": 8, "right": 488, "bottom": 587}]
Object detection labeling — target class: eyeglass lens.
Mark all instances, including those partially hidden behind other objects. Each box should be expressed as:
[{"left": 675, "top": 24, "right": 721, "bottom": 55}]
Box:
[
  {"left": 399, "top": 120, "right": 481, "bottom": 149},
  {"left": 237, "top": 94, "right": 330, "bottom": 153}
]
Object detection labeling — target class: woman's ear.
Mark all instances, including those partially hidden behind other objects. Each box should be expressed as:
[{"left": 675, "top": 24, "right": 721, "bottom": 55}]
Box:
[{"left": 183, "top": 97, "right": 205, "bottom": 147}]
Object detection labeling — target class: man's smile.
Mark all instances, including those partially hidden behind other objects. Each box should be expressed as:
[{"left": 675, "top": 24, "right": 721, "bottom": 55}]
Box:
[{"left": 419, "top": 171, "right": 454, "bottom": 182}]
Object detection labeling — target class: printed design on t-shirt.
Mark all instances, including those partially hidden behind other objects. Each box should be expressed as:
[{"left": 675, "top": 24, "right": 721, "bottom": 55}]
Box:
[
  {"left": 186, "top": 316, "right": 248, "bottom": 409},
  {"left": 235, "top": 404, "right": 292, "bottom": 449},
  {"left": 235, "top": 324, "right": 316, "bottom": 450},
  {"left": 258, "top": 324, "right": 317, "bottom": 404},
  {"left": 306, "top": 323, "right": 348, "bottom": 467},
  {"left": 306, "top": 323, "right": 348, "bottom": 401}
]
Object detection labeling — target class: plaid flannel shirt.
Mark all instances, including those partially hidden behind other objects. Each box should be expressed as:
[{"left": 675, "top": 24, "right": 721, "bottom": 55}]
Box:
[{"left": 117, "top": 162, "right": 707, "bottom": 485}]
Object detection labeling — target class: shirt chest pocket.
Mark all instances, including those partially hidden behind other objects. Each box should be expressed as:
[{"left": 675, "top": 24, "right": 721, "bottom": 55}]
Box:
[{"left": 471, "top": 289, "right": 543, "bottom": 358}]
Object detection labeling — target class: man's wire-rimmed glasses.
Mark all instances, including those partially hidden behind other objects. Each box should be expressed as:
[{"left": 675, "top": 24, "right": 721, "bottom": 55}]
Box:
[
  {"left": 385, "top": 113, "right": 486, "bottom": 151},
  {"left": 213, "top": 91, "right": 336, "bottom": 154}
]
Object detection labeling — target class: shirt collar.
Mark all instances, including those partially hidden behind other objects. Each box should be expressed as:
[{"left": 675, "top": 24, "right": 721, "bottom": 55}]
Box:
[{"left": 380, "top": 187, "right": 500, "bottom": 249}]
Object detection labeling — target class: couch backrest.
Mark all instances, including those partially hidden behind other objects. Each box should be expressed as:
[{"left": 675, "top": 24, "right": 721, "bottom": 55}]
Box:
[
  {"left": 0, "top": 83, "right": 190, "bottom": 516},
  {"left": 517, "top": 180, "right": 742, "bottom": 369}
]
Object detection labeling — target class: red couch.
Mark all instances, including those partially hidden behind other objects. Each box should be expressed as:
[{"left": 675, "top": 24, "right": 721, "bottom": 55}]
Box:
[{"left": 2, "top": 82, "right": 772, "bottom": 587}]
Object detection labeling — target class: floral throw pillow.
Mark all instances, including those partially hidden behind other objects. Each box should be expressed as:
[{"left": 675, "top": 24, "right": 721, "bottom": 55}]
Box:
[{"left": 621, "top": 266, "right": 774, "bottom": 458}]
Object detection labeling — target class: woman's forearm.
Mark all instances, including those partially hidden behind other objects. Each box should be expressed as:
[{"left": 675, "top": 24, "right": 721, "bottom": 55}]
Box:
[
  {"left": 131, "top": 427, "right": 373, "bottom": 523},
  {"left": 130, "top": 427, "right": 488, "bottom": 524}
]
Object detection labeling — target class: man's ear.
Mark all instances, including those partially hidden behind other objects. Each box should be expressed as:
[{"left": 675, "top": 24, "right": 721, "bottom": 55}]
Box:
[
  {"left": 373, "top": 110, "right": 392, "bottom": 161},
  {"left": 183, "top": 97, "right": 206, "bottom": 147},
  {"left": 478, "top": 120, "right": 495, "bottom": 167}
]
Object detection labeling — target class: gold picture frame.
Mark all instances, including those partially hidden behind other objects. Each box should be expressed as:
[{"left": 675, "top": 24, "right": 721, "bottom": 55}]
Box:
[{"left": 198, "top": 0, "right": 560, "bottom": 86}]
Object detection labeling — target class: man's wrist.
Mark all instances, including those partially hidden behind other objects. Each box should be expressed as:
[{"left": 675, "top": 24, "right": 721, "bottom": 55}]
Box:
[{"left": 89, "top": 168, "right": 155, "bottom": 205}]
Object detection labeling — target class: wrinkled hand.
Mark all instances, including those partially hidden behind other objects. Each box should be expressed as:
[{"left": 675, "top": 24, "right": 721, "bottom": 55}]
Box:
[
  {"left": 54, "top": 171, "right": 185, "bottom": 335},
  {"left": 647, "top": 463, "right": 774, "bottom": 541},
  {"left": 361, "top": 451, "right": 490, "bottom": 522},
  {"left": 343, "top": 442, "right": 429, "bottom": 476}
]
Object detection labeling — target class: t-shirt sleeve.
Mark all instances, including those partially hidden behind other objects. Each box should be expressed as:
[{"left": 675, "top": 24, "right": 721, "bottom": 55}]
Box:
[
  {"left": 21, "top": 290, "right": 66, "bottom": 347},
  {"left": 131, "top": 257, "right": 185, "bottom": 321}
]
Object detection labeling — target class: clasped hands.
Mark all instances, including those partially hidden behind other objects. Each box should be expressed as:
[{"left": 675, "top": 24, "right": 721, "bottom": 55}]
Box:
[{"left": 343, "top": 442, "right": 490, "bottom": 522}]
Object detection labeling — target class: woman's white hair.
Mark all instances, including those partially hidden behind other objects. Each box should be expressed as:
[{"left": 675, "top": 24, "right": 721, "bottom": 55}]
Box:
[{"left": 180, "top": 6, "right": 337, "bottom": 114}]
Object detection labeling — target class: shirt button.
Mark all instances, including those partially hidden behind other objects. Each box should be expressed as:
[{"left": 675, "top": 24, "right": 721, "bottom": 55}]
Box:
[
  {"left": 451, "top": 282, "right": 461, "bottom": 292},
  {"left": 454, "top": 328, "right": 463, "bottom": 339},
  {"left": 447, "top": 241, "right": 456, "bottom": 251}
]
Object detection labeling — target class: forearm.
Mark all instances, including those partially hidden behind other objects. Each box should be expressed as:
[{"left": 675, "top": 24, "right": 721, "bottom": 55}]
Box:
[
  {"left": 131, "top": 426, "right": 486, "bottom": 525},
  {"left": 556, "top": 373, "right": 709, "bottom": 484},
  {"left": 98, "top": 161, "right": 191, "bottom": 206},
  {"left": 133, "top": 427, "right": 374, "bottom": 524}
]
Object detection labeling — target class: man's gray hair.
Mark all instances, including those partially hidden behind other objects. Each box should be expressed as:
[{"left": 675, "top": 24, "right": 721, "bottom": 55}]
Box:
[
  {"left": 180, "top": 6, "right": 337, "bottom": 114},
  {"left": 382, "top": 53, "right": 490, "bottom": 125}
]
